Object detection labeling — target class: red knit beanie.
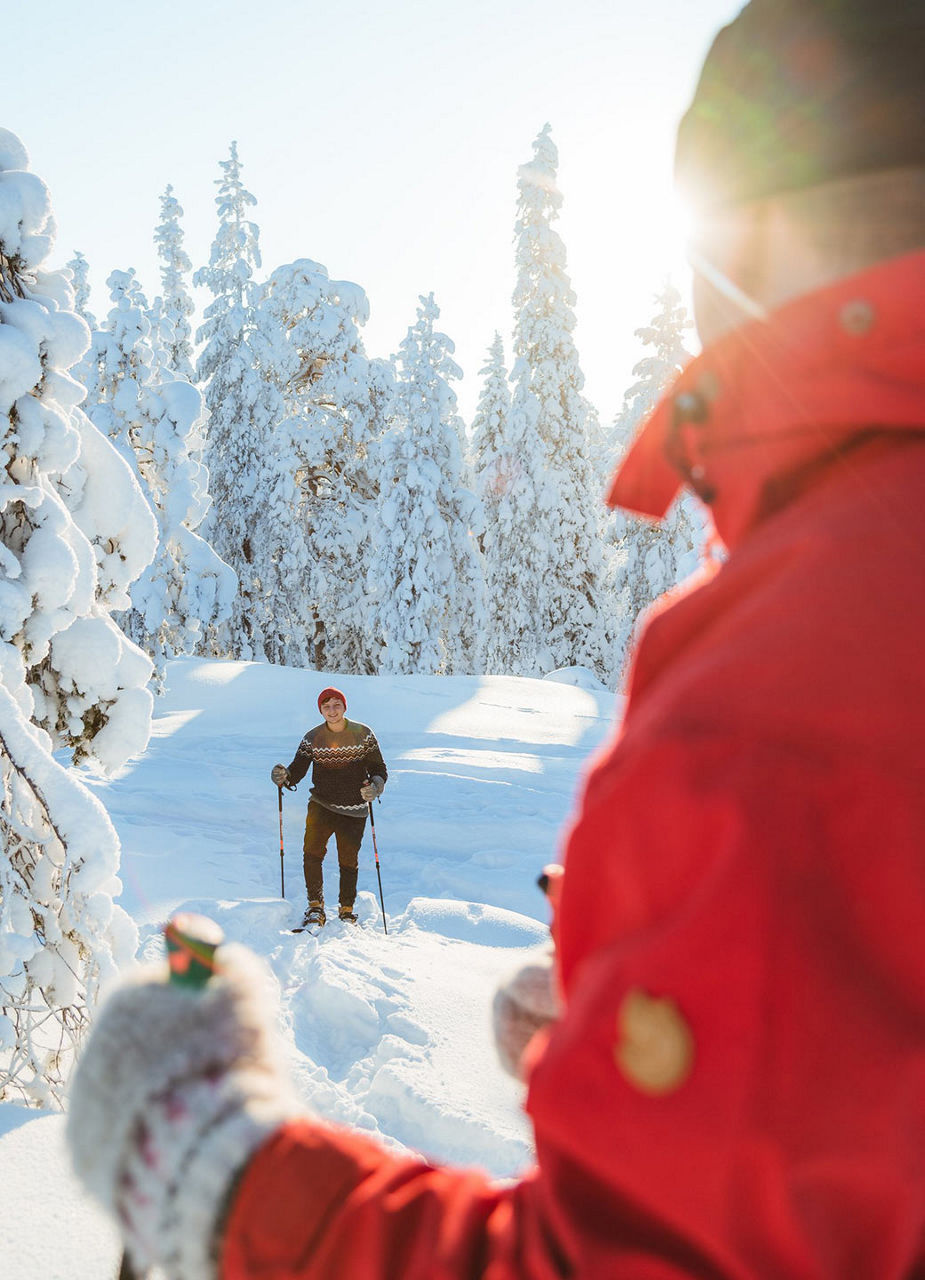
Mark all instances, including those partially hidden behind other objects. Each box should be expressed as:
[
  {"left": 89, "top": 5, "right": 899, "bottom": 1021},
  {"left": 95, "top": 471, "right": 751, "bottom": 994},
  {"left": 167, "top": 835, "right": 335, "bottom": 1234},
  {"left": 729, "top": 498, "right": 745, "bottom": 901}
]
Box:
[{"left": 317, "top": 687, "right": 347, "bottom": 712}]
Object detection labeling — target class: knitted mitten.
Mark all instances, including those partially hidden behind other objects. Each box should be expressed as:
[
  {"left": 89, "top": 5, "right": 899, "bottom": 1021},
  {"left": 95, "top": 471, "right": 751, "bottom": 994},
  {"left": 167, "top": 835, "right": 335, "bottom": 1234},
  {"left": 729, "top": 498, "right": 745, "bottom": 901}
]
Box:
[
  {"left": 492, "top": 945, "right": 562, "bottom": 1081},
  {"left": 67, "top": 944, "right": 299, "bottom": 1280}
]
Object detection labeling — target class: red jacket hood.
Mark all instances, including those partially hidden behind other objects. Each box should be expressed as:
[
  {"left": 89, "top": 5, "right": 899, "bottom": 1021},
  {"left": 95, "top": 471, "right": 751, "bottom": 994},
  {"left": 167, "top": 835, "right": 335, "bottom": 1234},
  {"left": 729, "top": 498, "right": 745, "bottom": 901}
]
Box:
[{"left": 608, "top": 249, "right": 925, "bottom": 548}]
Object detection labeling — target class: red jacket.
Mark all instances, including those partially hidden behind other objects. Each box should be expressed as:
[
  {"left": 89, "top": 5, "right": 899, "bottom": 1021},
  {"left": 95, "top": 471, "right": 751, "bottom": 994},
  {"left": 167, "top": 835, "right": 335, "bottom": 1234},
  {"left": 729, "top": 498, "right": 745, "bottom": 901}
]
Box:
[{"left": 223, "top": 252, "right": 925, "bottom": 1279}]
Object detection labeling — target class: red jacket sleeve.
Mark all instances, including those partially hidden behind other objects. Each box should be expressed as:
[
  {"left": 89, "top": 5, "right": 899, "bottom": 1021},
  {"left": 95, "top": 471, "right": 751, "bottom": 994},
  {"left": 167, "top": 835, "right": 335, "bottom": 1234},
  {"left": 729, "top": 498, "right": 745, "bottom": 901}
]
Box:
[{"left": 221, "top": 1120, "right": 569, "bottom": 1280}]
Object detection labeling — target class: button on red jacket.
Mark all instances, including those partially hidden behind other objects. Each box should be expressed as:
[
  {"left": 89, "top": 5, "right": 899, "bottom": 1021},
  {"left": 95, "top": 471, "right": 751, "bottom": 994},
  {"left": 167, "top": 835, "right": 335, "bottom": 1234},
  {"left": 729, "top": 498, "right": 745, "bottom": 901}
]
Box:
[{"left": 223, "top": 251, "right": 925, "bottom": 1279}]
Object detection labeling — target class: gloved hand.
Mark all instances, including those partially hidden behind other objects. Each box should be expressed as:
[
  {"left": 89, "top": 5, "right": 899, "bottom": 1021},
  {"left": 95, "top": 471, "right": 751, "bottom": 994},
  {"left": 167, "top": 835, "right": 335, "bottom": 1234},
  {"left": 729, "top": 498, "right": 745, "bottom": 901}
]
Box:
[
  {"left": 271, "top": 763, "right": 290, "bottom": 786},
  {"left": 360, "top": 779, "right": 379, "bottom": 802},
  {"left": 67, "top": 943, "right": 299, "bottom": 1280},
  {"left": 492, "top": 943, "right": 562, "bottom": 1081}
]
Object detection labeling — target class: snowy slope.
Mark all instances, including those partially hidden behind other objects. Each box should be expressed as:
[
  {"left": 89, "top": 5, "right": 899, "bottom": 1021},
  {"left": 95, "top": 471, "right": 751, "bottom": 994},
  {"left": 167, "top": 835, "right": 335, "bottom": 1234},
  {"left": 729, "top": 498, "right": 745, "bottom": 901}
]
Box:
[{"left": 1, "top": 658, "right": 618, "bottom": 1280}]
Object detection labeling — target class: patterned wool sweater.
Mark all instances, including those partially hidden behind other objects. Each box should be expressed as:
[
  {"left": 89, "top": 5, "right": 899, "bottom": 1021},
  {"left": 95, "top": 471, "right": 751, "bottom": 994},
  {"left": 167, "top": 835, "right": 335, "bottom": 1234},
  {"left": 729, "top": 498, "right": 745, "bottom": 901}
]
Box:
[{"left": 286, "top": 720, "right": 388, "bottom": 816}]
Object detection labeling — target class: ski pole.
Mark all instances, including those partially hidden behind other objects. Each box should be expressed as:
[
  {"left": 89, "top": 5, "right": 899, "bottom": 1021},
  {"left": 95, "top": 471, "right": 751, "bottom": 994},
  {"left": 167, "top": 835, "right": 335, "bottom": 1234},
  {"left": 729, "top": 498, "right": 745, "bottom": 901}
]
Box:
[
  {"left": 366, "top": 796, "right": 388, "bottom": 936},
  {"left": 117, "top": 913, "right": 224, "bottom": 1280},
  {"left": 278, "top": 784, "right": 286, "bottom": 899}
]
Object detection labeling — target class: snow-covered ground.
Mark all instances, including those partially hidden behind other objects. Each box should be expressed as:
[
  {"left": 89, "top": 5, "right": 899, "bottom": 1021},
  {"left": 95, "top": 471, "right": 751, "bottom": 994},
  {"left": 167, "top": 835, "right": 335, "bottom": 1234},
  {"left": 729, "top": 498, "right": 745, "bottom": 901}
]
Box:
[{"left": 2, "top": 658, "right": 618, "bottom": 1280}]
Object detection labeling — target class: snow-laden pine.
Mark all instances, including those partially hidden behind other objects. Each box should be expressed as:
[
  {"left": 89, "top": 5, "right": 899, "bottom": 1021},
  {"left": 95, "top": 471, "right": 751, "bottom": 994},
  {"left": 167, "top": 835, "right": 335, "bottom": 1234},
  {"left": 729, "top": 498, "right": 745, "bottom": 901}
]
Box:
[
  {"left": 257, "top": 259, "right": 394, "bottom": 672},
  {"left": 372, "top": 294, "right": 485, "bottom": 675},
  {"left": 194, "top": 142, "right": 263, "bottom": 659},
  {"left": 611, "top": 280, "right": 706, "bottom": 663},
  {"left": 500, "top": 125, "right": 613, "bottom": 680},
  {"left": 469, "top": 333, "right": 520, "bottom": 674},
  {"left": 66, "top": 250, "right": 96, "bottom": 331},
  {"left": 152, "top": 185, "right": 196, "bottom": 383},
  {"left": 470, "top": 333, "right": 511, "bottom": 519},
  {"left": 0, "top": 130, "right": 143, "bottom": 1105},
  {"left": 206, "top": 258, "right": 319, "bottom": 669},
  {"left": 81, "top": 269, "right": 235, "bottom": 683},
  {"left": 615, "top": 278, "right": 691, "bottom": 439}
]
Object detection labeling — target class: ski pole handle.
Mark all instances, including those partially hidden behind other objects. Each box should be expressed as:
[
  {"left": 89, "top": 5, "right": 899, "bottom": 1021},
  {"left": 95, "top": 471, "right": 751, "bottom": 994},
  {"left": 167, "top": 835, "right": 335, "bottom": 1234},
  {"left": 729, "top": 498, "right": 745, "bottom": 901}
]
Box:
[{"left": 165, "top": 913, "right": 224, "bottom": 989}]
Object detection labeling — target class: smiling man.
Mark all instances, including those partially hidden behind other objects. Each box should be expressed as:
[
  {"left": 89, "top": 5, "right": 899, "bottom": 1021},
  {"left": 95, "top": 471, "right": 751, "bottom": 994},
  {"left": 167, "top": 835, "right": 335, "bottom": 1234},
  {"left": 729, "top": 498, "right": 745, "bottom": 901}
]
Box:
[{"left": 271, "top": 687, "right": 387, "bottom": 928}]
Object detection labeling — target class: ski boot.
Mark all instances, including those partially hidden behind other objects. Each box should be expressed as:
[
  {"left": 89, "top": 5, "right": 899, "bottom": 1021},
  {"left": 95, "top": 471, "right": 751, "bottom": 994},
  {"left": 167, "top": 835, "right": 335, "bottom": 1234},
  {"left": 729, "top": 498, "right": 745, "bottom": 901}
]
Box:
[
  {"left": 338, "top": 905, "right": 358, "bottom": 925},
  {"left": 304, "top": 900, "right": 326, "bottom": 929}
]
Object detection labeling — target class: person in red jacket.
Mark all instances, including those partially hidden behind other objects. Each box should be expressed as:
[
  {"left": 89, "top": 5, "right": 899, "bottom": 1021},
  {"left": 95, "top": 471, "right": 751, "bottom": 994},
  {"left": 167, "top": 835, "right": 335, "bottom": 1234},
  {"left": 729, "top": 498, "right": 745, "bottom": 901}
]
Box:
[{"left": 67, "top": 1, "right": 925, "bottom": 1277}]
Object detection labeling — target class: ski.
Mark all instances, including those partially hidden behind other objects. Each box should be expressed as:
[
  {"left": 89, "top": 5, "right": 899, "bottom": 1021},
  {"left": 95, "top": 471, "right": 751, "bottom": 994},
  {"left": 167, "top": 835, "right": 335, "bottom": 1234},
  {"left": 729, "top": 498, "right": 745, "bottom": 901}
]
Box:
[{"left": 289, "top": 914, "right": 360, "bottom": 935}]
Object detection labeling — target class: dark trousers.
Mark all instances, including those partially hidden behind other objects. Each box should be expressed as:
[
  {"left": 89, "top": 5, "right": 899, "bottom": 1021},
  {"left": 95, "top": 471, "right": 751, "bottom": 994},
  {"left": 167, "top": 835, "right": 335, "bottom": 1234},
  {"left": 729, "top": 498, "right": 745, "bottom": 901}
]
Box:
[{"left": 302, "top": 800, "right": 367, "bottom": 908}]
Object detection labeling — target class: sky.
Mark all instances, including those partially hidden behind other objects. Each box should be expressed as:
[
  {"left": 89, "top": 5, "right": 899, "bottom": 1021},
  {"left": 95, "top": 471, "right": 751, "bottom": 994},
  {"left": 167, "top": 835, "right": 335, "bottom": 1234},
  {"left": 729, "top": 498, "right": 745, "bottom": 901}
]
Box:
[{"left": 6, "top": 0, "right": 743, "bottom": 425}]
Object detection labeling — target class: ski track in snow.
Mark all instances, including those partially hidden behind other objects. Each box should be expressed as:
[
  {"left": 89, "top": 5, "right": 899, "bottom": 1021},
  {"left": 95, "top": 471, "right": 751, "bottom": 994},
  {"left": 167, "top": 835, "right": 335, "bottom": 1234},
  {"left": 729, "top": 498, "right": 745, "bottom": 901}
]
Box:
[{"left": 2, "top": 659, "right": 619, "bottom": 1279}]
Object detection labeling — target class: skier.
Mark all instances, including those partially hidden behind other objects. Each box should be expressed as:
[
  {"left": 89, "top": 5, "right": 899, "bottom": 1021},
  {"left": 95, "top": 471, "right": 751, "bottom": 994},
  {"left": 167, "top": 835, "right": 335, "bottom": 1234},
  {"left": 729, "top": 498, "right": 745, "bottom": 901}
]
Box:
[
  {"left": 67, "top": 1, "right": 925, "bottom": 1276},
  {"left": 270, "top": 687, "right": 387, "bottom": 927}
]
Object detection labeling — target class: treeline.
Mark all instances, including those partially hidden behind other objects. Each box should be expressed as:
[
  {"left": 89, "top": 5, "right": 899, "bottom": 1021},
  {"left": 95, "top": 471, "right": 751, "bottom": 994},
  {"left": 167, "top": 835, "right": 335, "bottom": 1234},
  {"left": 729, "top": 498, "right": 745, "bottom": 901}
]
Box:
[{"left": 70, "top": 127, "right": 703, "bottom": 689}]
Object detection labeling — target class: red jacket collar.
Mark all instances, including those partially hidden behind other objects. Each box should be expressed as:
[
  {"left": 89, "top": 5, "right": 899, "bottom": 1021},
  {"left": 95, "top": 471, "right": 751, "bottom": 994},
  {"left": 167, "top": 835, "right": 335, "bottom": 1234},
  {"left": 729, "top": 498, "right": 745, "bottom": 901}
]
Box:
[{"left": 608, "top": 250, "right": 925, "bottom": 548}]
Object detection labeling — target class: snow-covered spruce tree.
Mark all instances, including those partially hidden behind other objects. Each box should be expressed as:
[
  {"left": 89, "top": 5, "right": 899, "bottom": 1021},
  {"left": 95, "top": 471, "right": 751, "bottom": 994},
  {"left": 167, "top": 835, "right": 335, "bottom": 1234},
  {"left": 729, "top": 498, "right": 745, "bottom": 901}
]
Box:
[
  {"left": 352, "top": 355, "right": 400, "bottom": 669},
  {"left": 213, "top": 265, "right": 307, "bottom": 669},
  {"left": 66, "top": 249, "right": 96, "bottom": 331},
  {"left": 257, "top": 259, "right": 395, "bottom": 672},
  {"left": 194, "top": 142, "right": 265, "bottom": 659},
  {"left": 82, "top": 269, "right": 235, "bottom": 682},
  {"left": 81, "top": 268, "right": 154, "bottom": 473},
  {"left": 148, "top": 193, "right": 213, "bottom": 624},
  {"left": 371, "top": 294, "right": 485, "bottom": 675},
  {"left": 470, "top": 332, "right": 511, "bottom": 525},
  {"left": 611, "top": 279, "right": 704, "bottom": 665},
  {"left": 137, "top": 381, "right": 236, "bottom": 668},
  {"left": 153, "top": 185, "right": 195, "bottom": 382},
  {"left": 501, "top": 124, "right": 612, "bottom": 679},
  {"left": 615, "top": 278, "right": 690, "bottom": 438},
  {"left": 469, "top": 333, "right": 519, "bottom": 672},
  {"left": 0, "top": 130, "right": 147, "bottom": 1104}
]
